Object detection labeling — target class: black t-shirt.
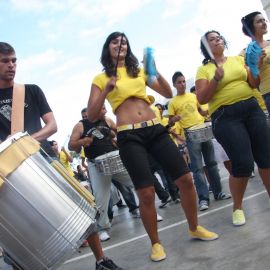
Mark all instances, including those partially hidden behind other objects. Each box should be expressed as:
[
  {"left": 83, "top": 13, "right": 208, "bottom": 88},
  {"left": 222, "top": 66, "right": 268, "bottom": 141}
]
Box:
[
  {"left": 0, "top": 84, "right": 55, "bottom": 157},
  {"left": 81, "top": 119, "right": 117, "bottom": 160}
]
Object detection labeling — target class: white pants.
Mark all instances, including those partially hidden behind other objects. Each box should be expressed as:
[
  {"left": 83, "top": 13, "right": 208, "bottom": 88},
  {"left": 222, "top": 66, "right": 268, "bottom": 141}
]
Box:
[
  {"left": 88, "top": 161, "right": 133, "bottom": 231},
  {"left": 202, "top": 138, "right": 229, "bottom": 166}
]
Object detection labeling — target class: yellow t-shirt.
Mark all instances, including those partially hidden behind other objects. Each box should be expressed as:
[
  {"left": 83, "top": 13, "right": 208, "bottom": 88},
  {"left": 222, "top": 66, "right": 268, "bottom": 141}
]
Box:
[
  {"left": 238, "top": 52, "right": 266, "bottom": 110},
  {"left": 240, "top": 44, "right": 270, "bottom": 95},
  {"left": 253, "top": 88, "right": 267, "bottom": 111},
  {"left": 191, "top": 92, "right": 210, "bottom": 121},
  {"left": 259, "top": 44, "right": 270, "bottom": 95},
  {"left": 151, "top": 105, "right": 178, "bottom": 144},
  {"left": 173, "top": 121, "right": 186, "bottom": 141},
  {"left": 200, "top": 103, "right": 210, "bottom": 121},
  {"left": 160, "top": 116, "right": 180, "bottom": 145},
  {"left": 200, "top": 103, "right": 208, "bottom": 112},
  {"left": 59, "top": 151, "right": 74, "bottom": 177},
  {"left": 196, "top": 56, "right": 254, "bottom": 115},
  {"left": 151, "top": 105, "right": 162, "bottom": 122},
  {"left": 168, "top": 93, "right": 205, "bottom": 129},
  {"left": 92, "top": 67, "right": 152, "bottom": 113},
  {"left": 160, "top": 116, "right": 169, "bottom": 127}
]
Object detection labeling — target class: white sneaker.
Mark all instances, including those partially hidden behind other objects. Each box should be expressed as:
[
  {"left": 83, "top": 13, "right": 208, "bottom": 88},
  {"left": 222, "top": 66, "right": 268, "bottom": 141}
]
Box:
[
  {"left": 157, "top": 213, "right": 163, "bottom": 222},
  {"left": 174, "top": 198, "right": 181, "bottom": 204},
  {"left": 199, "top": 200, "right": 209, "bottom": 211},
  {"left": 131, "top": 208, "right": 140, "bottom": 218},
  {"left": 99, "top": 231, "right": 110, "bottom": 242}
]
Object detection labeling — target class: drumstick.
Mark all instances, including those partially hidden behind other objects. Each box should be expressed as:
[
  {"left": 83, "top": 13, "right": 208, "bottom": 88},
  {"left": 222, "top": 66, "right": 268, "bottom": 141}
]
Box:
[
  {"left": 114, "top": 33, "right": 124, "bottom": 76},
  {"left": 201, "top": 35, "right": 218, "bottom": 67}
]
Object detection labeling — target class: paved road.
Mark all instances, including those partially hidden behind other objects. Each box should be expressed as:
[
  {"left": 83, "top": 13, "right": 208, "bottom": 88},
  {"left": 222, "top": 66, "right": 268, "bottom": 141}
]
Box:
[{"left": 1, "top": 166, "right": 270, "bottom": 270}]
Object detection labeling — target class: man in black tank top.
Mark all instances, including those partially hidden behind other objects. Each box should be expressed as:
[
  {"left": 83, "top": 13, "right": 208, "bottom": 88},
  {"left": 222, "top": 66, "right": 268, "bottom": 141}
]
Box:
[
  {"left": 69, "top": 105, "right": 134, "bottom": 242},
  {"left": 81, "top": 117, "right": 118, "bottom": 160}
]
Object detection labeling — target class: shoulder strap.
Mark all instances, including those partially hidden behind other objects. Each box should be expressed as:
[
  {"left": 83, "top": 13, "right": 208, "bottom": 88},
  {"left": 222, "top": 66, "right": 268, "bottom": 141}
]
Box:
[{"left": 11, "top": 83, "right": 25, "bottom": 135}]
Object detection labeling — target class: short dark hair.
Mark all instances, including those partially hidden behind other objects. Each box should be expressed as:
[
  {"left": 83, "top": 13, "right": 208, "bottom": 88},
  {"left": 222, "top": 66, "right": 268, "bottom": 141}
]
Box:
[
  {"left": 81, "top": 108, "right": 87, "bottom": 114},
  {"left": 0, "top": 42, "right": 15, "bottom": 55},
  {"left": 190, "top": 86, "right": 196, "bottom": 93},
  {"left": 241, "top": 11, "right": 261, "bottom": 37},
  {"left": 172, "top": 71, "right": 184, "bottom": 84},
  {"left": 49, "top": 140, "right": 57, "bottom": 146}
]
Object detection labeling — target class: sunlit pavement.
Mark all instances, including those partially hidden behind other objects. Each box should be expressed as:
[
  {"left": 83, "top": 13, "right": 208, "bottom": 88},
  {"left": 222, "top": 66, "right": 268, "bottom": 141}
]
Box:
[{"left": 1, "top": 165, "right": 270, "bottom": 270}]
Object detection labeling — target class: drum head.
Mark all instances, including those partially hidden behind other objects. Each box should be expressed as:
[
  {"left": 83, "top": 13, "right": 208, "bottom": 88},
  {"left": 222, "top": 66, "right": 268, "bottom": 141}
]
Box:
[
  {"left": 94, "top": 150, "right": 125, "bottom": 175},
  {"left": 186, "top": 122, "right": 213, "bottom": 143},
  {"left": 0, "top": 132, "right": 28, "bottom": 152}
]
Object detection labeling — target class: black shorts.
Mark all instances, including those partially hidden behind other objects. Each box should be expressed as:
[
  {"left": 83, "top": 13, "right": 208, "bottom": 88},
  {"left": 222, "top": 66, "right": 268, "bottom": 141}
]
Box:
[
  {"left": 212, "top": 97, "right": 270, "bottom": 177},
  {"left": 117, "top": 124, "right": 190, "bottom": 189}
]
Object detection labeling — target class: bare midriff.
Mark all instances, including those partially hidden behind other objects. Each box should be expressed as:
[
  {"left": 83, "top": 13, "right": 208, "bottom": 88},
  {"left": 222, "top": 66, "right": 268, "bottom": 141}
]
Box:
[{"left": 115, "top": 97, "right": 156, "bottom": 126}]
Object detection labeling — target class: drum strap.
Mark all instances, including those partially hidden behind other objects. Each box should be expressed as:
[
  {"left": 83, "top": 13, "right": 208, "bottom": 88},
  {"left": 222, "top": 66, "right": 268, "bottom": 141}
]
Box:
[
  {"left": 0, "top": 176, "right": 3, "bottom": 187},
  {"left": 11, "top": 83, "right": 25, "bottom": 135},
  {"left": 0, "top": 135, "right": 40, "bottom": 188}
]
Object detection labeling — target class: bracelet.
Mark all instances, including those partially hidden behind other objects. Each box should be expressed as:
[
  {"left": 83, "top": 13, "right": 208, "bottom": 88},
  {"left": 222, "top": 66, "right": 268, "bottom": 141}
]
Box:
[{"left": 213, "top": 76, "right": 220, "bottom": 83}]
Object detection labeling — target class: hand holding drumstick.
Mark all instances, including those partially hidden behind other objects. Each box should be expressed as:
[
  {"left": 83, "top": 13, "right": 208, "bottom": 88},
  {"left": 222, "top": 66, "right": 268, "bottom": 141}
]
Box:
[{"left": 201, "top": 35, "right": 224, "bottom": 82}]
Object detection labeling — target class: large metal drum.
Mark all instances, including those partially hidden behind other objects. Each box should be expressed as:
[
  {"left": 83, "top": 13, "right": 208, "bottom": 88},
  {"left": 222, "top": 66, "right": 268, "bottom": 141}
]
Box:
[
  {"left": 94, "top": 150, "right": 127, "bottom": 175},
  {"left": 186, "top": 122, "right": 214, "bottom": 143},
  {"left": 0, "top": 132, "right": 98, "bottom": 270}
]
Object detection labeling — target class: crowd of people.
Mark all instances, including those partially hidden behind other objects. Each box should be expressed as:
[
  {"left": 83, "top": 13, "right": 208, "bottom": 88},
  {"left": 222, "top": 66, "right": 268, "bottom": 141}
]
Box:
[{"left": 0, "top": 10, "right": 269, "bottom": 270}]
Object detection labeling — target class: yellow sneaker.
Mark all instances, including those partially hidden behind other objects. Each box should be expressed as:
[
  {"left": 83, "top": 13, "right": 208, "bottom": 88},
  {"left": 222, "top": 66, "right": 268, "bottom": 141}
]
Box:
[
  {"left": 189, "top": 225, "right": 219, "bottom": 241},
  {"left": 232, "top": 209, "right": 246, "bottom": 226},
  {"left": 150, "top": 243, "right": 166, "bottom": 262}
]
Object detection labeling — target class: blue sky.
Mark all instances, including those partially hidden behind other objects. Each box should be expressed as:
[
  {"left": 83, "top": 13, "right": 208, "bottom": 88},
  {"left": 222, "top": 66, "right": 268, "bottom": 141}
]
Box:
[{"left": 0, "top": 0, "right": 267, "bottom": 146}]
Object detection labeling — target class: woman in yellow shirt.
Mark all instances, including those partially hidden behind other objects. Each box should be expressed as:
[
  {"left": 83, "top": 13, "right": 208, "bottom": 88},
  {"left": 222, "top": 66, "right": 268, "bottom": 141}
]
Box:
[
  {"left": 196, "top": 30, "right": 270, "bottom": 227},
  {"left": 88, "top": 32, "right": 218, "bottom": 262},
  {"left": 241, "top": 11, "right": 270, "bottom": 113}
]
